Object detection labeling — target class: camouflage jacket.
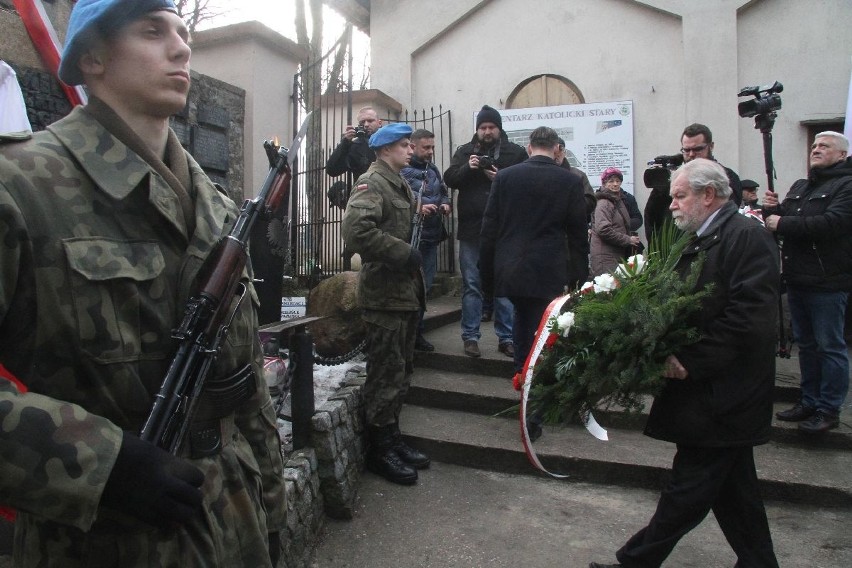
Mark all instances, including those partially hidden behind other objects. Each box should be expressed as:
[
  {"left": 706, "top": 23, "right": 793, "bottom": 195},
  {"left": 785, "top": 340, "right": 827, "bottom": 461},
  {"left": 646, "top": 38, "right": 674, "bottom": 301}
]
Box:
[
  {"left": 0, "top": 107, "right": 285, "bottom": 567},
  {"left": 342, "top": 159, "right": 425, "bottom": 311}
]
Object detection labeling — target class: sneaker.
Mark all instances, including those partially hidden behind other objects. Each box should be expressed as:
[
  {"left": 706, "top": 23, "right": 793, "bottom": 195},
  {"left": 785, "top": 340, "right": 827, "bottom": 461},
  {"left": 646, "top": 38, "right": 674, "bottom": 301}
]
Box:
[
  {"left": 798, "top": 410, "right": 840, "bottom": 434},
  {"left": 481, "top": 310, "right": 493, "bottom": 322},
  {"left": 776, "top": 402, "right": 816, "bottom": 422},
  {"left": 414, "top": 335, "right": 435, "bottom": 352},
  {"left": 498, "top": 342, "right": 515, "bottom": 358},
  {"left": 463, "top": 340, "right": 481, "bottom": 358}
]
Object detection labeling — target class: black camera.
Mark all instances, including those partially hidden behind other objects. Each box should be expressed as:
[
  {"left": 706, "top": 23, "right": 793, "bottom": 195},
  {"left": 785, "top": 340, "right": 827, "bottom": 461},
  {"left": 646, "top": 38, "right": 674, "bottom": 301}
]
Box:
[
  {"left": 353, "top": 125, "right": 368, "bottom": 139},
  {"left": 738, "top": 81, "right": 783, "bottom": 118},
  {"left": 477, "top": 155, "right": 496, "bottom": 170},
  {"left": 643, "top": 153, "right": 684, "bottom": 188}
]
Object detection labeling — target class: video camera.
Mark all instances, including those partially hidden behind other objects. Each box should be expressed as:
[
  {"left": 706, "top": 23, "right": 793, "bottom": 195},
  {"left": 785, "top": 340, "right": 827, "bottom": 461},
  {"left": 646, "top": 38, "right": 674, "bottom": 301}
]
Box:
[
  {"left": 738, "top": 81, "right": 783, "bottom": 118},
  {"left": 643, "top": 153, "right": 684, "bottom": 189}
]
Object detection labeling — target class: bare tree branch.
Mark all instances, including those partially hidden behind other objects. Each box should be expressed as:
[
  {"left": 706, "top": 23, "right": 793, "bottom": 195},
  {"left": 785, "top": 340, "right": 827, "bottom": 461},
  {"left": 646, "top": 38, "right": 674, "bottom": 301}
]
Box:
[
  {"left": 323, "top": 25, "right": 350, "bottom": 96},
  {"left": 174, "top": 0, "right": 230, "bottom": 33}
]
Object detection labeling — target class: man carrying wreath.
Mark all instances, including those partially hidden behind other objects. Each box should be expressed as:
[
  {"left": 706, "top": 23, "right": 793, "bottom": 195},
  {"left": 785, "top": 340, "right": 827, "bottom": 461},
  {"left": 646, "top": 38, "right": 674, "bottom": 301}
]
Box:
[{"left": 591, "top": 158, "right": 779, "bottom": 568}]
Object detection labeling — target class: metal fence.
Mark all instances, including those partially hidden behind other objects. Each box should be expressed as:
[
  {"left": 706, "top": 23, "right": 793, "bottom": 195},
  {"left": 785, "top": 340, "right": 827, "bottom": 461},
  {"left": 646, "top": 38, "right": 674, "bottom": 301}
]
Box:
[{"left": 289, "top": 32, "right": 455, "bottom": 284}]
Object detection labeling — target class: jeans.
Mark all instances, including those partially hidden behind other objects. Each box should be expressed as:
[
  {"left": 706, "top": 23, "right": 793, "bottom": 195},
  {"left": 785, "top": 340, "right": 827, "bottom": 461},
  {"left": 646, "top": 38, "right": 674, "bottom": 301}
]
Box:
[
  {"left": 458, "top": 238, "right": 513, "bottom": 343},
  {"left": 417, "top": 241, "right": 439, "bottom": 335},
  {"left": 787, "top": 286, "right": 850, "bottom": 414}
]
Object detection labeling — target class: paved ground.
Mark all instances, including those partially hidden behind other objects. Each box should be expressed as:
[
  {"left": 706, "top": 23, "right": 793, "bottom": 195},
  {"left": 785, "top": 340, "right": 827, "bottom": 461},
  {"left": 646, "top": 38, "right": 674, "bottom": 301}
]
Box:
[{"left": 311, "top": 461, "right": 852, "bottom": 568}]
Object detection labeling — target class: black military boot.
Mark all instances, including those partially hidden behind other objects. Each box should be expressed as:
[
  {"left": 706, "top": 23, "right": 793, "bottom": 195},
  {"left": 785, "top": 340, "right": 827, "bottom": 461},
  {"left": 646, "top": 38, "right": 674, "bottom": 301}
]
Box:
[
  {"left": 392, "top": 421, "right": 430, "bottom": 469},
  {"left": 366, "top": 425, "right": 418, "bottom": 485}
]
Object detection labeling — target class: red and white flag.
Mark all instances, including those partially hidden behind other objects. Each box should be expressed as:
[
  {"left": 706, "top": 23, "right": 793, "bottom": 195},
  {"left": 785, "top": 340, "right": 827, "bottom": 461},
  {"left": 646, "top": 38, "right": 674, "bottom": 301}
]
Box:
[{"left": 12, "top": 0, "right": 87, "bottom": 107}]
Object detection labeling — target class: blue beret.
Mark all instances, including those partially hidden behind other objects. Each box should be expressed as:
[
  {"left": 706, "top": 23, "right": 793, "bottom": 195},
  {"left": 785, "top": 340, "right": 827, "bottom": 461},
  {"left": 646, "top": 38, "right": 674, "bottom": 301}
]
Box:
[
  {"left": 59, "top": 0, "right": 177, "bottom": 86},
  {"left": 368, "top": 123, "right": 413, "bottom": 149}
]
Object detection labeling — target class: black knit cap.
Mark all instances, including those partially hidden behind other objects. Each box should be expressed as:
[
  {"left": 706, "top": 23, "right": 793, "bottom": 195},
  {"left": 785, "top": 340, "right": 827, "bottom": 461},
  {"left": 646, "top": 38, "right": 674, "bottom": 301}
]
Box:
[{"left": 476, "top": 105, "right": 502, "bottom": 130}]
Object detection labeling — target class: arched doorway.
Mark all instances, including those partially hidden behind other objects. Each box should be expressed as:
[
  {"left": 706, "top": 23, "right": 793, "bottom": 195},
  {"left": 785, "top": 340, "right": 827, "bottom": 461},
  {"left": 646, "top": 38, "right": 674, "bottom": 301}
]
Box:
[{"left": 506, "top": 74, "right": 584, "bottom": 109}]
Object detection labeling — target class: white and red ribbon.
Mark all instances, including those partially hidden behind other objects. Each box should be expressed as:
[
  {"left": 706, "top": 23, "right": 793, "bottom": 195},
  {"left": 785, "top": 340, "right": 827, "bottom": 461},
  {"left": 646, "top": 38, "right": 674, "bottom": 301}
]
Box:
[
  {"left": 13, "top": 0, "right": 87, "bottom": 107},
  {"left": 518, "top": 295, "right": 608, "bottom": 479}
]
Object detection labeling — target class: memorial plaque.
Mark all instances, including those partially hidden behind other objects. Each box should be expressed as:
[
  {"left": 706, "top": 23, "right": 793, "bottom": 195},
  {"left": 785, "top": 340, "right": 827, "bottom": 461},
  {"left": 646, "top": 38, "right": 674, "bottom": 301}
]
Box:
[
  {"left": 192, "top": 125, "right": 229, "bottom": 171},
  {"left": 198, "top": 104, "right": 229, "bottom": 129}
]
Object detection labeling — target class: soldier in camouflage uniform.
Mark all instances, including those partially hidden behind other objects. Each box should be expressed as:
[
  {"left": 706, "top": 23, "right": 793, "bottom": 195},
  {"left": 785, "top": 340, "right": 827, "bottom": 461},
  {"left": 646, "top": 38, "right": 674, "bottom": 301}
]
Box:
[
  {"left": 342, "top": 123, "right": 430, "bottom": 485},
  {"left": 0, "top": 1, "right": 286, "bottom": 566}
]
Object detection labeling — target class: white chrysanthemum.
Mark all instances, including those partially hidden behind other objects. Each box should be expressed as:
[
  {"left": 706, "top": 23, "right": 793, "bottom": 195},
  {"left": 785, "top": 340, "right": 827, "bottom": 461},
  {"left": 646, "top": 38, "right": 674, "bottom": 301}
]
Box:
[
  {"left": 628, "top": 254, "right": 646, "bottom": 272},
  {"left": 593, "top": 273, "right": 617, "bottom": 293},
  {"left": 616, "top": 254, "right": 647, "bottom": 278},
  {"left": 556, "top": 311, "right": 575, "bottom": 337}
]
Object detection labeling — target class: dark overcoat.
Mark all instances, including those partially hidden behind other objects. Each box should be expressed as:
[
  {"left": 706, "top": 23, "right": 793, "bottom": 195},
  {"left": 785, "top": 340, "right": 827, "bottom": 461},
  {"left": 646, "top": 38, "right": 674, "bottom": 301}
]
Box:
[
  {"left": 479, "top": 155, "right": 589, "bottom": 299},
  {"left": 645, "top": 201, "right": 780, "bottom": 447}
]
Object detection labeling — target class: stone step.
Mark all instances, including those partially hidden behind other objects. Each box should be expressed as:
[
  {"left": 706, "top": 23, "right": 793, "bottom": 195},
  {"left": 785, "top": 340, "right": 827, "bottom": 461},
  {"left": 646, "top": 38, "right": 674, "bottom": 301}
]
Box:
[
  {"left": 399, "top": 405, "right": 852, "bottom": 509},
  {"left": 407, "top": 367, "right": 852, "bottom": 450}
]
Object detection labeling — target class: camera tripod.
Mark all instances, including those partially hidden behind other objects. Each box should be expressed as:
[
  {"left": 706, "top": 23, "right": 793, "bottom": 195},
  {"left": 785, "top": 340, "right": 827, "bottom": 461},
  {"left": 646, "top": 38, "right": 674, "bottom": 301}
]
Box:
[{"left": 749, "top": 110, "right": 791, "bottom": 358}]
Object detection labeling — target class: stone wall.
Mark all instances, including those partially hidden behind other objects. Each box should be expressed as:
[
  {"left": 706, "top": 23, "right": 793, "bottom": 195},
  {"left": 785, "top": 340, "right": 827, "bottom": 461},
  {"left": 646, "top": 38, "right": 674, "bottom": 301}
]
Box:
[
  {"left": 311, "top": 377, "right": 366, "bottom": 519},
  {"left": 280, "top": 375, "right": 366, "bottom": 567},
  {"left": 175, "top": 71, "right": 246, "bottom": 201}
]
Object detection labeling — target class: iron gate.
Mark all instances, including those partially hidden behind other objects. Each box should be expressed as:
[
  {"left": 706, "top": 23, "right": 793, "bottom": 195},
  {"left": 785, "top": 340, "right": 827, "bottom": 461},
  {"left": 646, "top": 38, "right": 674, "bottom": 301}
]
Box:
[{"left": 289, "top": 31, "right": 455, "bottom": 285}]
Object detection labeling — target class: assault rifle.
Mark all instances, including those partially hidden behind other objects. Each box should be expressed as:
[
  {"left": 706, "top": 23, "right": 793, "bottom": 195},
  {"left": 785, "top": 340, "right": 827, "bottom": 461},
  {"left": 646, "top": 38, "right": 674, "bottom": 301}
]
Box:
[
  {"left": 140, "top": 114, "right": 312, "bottom": 454},
  {"left": 410, "top": 170, "right": 426, "bottom": 249}
]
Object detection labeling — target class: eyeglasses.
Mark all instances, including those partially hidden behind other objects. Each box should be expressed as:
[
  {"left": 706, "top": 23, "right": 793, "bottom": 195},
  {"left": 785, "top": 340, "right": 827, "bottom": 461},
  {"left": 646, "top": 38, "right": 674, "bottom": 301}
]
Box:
[{"left": 681, "top": 144, "right": 708, "bottom": 155}]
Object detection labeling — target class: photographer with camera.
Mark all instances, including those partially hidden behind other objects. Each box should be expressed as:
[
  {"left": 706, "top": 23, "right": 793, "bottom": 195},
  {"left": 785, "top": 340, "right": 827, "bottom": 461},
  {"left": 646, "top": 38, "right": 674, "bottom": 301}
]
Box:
[
  {"left": 444, "top": 105, "right": 527, "bottom": 358},
  {"left": 680, "top": 123, "right": 743, "bottom": 206},
  {"left": 765, "top": 131, "right": 852, "bottom": 434},
  {"left": 325, "top": 106, "right": 383, "bottom": 180}
]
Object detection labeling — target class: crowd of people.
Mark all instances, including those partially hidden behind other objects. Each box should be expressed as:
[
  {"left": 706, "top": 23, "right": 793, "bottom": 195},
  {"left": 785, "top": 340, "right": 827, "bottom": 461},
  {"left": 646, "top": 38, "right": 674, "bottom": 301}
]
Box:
[{"left": 1, "top": 1, "right": 850, "bottom": 566}]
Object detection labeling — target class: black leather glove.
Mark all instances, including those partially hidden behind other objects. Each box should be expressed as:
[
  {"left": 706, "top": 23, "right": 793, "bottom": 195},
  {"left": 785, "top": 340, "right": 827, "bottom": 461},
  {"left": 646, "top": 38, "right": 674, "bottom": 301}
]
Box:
[
  {"left": 101, "top": 431, "right": 205, "bottom": 526},
  {"left": 405, "top": 247, "right": 423, "bottom": 271}
]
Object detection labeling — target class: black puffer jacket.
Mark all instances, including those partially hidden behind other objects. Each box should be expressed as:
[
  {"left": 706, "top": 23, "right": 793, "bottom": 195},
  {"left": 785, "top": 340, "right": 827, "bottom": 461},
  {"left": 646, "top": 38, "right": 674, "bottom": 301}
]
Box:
[
  {"left": 444, "top": 131, "right": 527, "bottom": 240},
  {"left": 765, "top": 158, "right": 852, "bottom": 292},
  {"left": 644, "top": 202, "right": 780, "bottom": 447}
]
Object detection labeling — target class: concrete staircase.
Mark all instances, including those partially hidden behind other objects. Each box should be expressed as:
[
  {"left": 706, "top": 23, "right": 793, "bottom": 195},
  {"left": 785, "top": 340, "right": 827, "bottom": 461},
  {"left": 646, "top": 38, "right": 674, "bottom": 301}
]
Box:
[{"left": 403, "top": 295, "right": 852, "bottom": 509}]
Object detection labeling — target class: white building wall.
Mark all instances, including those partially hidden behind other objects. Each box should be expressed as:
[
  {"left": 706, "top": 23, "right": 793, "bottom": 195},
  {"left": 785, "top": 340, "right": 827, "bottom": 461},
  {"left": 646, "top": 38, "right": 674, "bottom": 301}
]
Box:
[
  {"left": 368, "top": 0, "right": 852, "bottom": 214},
  {"left": 191, "top": 23, "right": 305, "bottom": 196},
  {"left": 737, "top": 0, "right": 852, "bottom": 192}
]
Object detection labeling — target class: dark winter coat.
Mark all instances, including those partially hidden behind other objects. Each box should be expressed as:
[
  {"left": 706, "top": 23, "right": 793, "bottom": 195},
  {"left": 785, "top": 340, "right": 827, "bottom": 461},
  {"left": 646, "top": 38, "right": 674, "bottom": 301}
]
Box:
[
  {"left": 558, "top": 159, "right": 596, "bottom": 217},
  {"left": 644, "top": 201, "right": 779, "bottom": 447},
  {"left": 401, "top": 156, "right": 450, "bottom": 244},
  {"left": 765, "top": 157, "right": 852, "bottom": 292},
  {"left": 325, "top": 136, "right": 376, "bottom": 179},
  {"left": 444, "top": 131, "right": 527, "bottom": 240},
  {"left": 620, "top": 189, "right": 643, "bottom": 232},
  {"left": 479, "top": 155, "right": 589, "bottom": 299}
]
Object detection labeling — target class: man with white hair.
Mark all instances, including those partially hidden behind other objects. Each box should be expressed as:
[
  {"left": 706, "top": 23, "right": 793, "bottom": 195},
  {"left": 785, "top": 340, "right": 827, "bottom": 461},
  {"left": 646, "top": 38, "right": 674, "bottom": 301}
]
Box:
[
  {"left": 591, "top": 158, "right": 780, "bottom": 567},
  {"left": 766, "top": 131, "right": 852, "bottom": 434}
]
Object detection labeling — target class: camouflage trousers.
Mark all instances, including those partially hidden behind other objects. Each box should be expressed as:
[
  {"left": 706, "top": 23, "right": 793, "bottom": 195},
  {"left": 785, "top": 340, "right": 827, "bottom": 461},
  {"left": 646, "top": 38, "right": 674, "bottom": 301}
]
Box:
[{"left": 362, "top": 310, "right": 419, "bottom": 426}]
